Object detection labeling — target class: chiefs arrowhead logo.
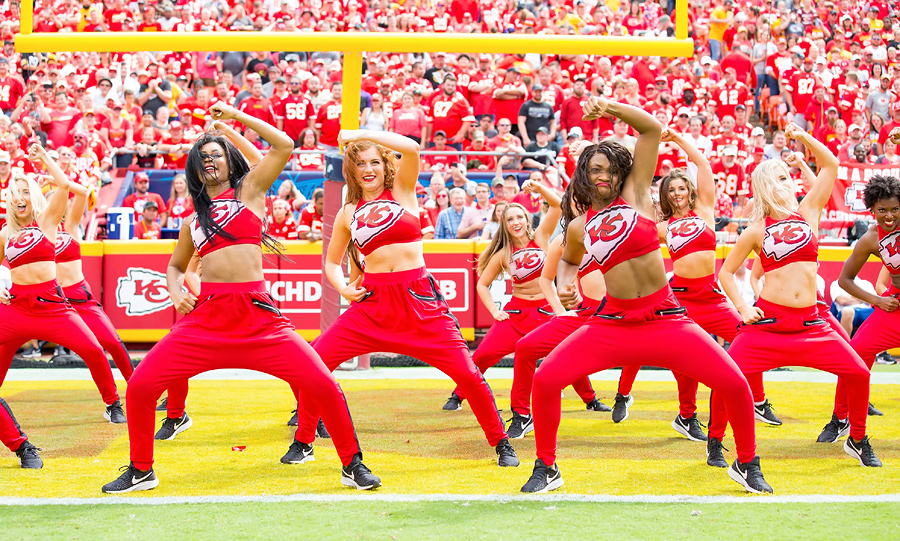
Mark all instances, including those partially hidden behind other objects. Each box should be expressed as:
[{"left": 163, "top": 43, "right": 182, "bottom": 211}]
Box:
[
  {"left": 116, "top": 267, "right": 172, "bottom": 316},
  {"left": 5, "top": 227, "right": 44, "bottom": 263},
  {"left": 583, "top": 205, "right": 638, "bottom": 267},
  {"left": 55, "top": 231, "right": 73, "bottom": 257},
  {"left": 844, "top": 181, "right": 868, "bottom": 213},
  {"left": 666, "top": 216, "right": 706, "bottom": 253},
  {"left": 762, "top": 220, "right": 813, "bottom": 261},
  {"left": 191, "top": 199, "right": 244, "bottom": 251},
  {"left": 510, "top": 247, "right": 544, "bottom": 282},
  {"left": 879, "top": 229, "right": 900, "bottom": 271},
  {"left": 351, "top": 200, "right": 405, "bottom": 249}
]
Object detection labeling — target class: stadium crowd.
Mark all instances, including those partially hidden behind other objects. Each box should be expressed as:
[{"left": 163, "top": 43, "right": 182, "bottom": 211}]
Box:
[{"left": 1, "top": 0, "right": 900, "bottom": 242}]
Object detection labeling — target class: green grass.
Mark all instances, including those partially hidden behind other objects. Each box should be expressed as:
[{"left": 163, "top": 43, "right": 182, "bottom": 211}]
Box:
[{"left": 2, "top": 501, "right": 897, "bottom": 540}]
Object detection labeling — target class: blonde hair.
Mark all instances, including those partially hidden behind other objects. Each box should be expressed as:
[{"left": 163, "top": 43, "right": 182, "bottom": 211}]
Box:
[
  {"left": 3, "top": 174, "right": 47, "bottom": 234},
  {"left": 477, "top": 202, "right": 533, "bottom": 276},
  {"left": 343, "top": 141, "right": 398, "bottom": 205},
  {"left": 750, "top": 159, "right": 798, "bottom": 223}
]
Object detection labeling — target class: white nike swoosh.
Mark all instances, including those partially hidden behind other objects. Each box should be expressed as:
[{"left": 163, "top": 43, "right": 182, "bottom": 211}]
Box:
[
  {"left": 132, "top": 472, "right": 152, "bottom": 484},
  {"left": 737, "top": 465, "right": 748, "bottom": 480}
]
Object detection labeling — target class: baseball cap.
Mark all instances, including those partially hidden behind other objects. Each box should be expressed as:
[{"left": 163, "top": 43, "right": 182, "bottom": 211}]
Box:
[
  {"left": 134, "top": 172, "right": 149, "bottom": 183},
  {"left": 567, "top": 126, "right": 583, "bottom": 139},
  {"left": 285, "top": 54, "right": 300, "bottom": 62},
  {"left": 751, "top": 127, "right": 765, "bottom": 136},
  {"left": 753, "top": 147, "right": 765, "bottom": 154},
  {"left": 892, "top": 102, "right": 900, "bottom": 111},
  {"left": 479, "top": 54, "right": 492, "bottom": 62},
  {"left": 826, "top": 106, "right": 839, "bottom": 113},
  {"left": 473, "top": 130, "right": 486, "bottom": 141},
  {"left": 0, "top": 151, "right": 9, "bottom": 163},
  {"left": 169, "top": 120, "right": 183, "bottom": 130},
  {"left": 722, "top": 146, "right": 738, "bottom": 156},
  {"left": 851, "top": 54, "right": 862, "bottom": 61},
  {"left": 465, "top": 180, "right": 478, "bottom": 197},
  {"left": 532, "top": 83, "right": 544, "bottom": 91},
  {"left": 492, "top": 176, "right": 504, "bottom": 187},
  {"left": 735, "top": 104, "right": 746, "bottom": 110},
  {"left": 143, "top": 200, "right": 158, "bottom": 210},
  {"left": 0, "top": 58, "right": 8, "bottom": 64},
  {"left": 433, "top": 130, "right": 447, "bottom": 138},
  {"left": 677, "top": 107, "right": 691, "bottom": 117},
  {"left": 848, "top": 124, "right": 862, "bottom": 132},
  {"left": 537, "top": 126, "right": 549, "bottom": 134},
  {"left": 701, "top": 56, "right": 713, "bottom": 65},
  {"left": 415, "top": 183, "right": 428, "bottom": 195}
]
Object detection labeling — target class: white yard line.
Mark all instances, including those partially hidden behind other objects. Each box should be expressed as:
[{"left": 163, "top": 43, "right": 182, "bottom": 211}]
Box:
[
  {"left": 1, "top": 493, "right": 899, "bottom": 506},
  {"left": 6, "top": 367, "right": 900, "bottom": 384}
]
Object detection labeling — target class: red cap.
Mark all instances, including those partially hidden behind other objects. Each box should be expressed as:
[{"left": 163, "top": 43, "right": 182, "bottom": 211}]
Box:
[
  {"left": 134, "top": 172, "right": 149, "bottom": 183},
  {"left": 169, "top": 120, "right": 183, "bottom": 130}
]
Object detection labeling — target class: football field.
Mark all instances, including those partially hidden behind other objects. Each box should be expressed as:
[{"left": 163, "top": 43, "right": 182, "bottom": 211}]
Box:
[{"left": 1, "top": 367, "right": 898, "bottom": 539}]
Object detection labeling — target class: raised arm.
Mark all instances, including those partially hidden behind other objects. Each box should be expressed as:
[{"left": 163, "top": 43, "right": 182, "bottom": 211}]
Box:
[
  {"left": 582, "top": 96, "right": 662, "bottom": 197},
  {"left": 208, "top": 102, "right": 292, "bottom": 200},
  {"left": 787, "top": 122, "right": 839, "bottom": 225},
  {"left": 213, "top": 119, "right": 263, "bottom": 167},
  {"left": 662, "top": 128, "right": 715, "bottom": 223},
  {"left": 522, "top": 179, "right": 561, "bottom": 249},
  {"left": 29, "top": 144, "right": 72, "bottom": 236},
  {"left": 64, "top": 181, "right": 90, "bottom": 239},
  {"left": 339, "top": 129, "right": 420, "bottom": 197}
]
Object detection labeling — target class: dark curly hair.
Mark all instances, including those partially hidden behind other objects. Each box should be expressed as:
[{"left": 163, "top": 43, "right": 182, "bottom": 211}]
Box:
[
  {"left": 560, "top": 140, "right": 634, "bottom": 234},
  {"left": 658, "top": 169, "right": 696, "bottom": 220},
  {"left": 185, "top": 132, "right": 283, "bottom": 255},
  {"left": 863, "top": 174, "right": 900, "bottom": 210}
]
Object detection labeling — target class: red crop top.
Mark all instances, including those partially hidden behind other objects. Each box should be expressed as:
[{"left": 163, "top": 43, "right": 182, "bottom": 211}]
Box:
[
  {"left": 5, "top": 223, "right": 56, "bottom": 270},
  {"left": 666, "top": 211, "right": 716, "bottom": 262},
  {"left": 190, "top": 189, "right": 264, "bottom": 257},
  {"left": 509, "top": 240, "right": 545, "bottom": 284},
  {"left": 759, "top": 213, "right": 818, "bottom": 272},
  {"left": 55, "top": 230, "right": 81, "bottom": 263},
  {"left": 582, "top": 197, "right": 660, "bottom": 274},
  {"left": 577, "top": 250, "right": 598, "bottom": 279},
  {"left": 350, "top": 190, "right": 422, "bottom": 257},
  {"left": 877, "top": 224, "right": 900, "bottom": 276}
]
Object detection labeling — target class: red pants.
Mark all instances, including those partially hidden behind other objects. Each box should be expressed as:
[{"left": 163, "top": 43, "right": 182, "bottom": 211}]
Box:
[
  {"left": 64, "top": 280, "right": 134, "bottom": 381},
  {"left": 616, "top": 274, "right": 742, "bottom": 418},
  {"left": 0, "top": 280, "right": 119, "bottom": 405},
  {"left": 298, "top": 267, "right": 507, "bottom": 447},
  {"left": 511, "top": 299, "right": 599, "bottom": 415},
  {"left": 455, "top": 296, "right": 554, "bottom": 403},
  {"left": 709, "top": 299, "right": 870, "bottom": 442},
  {"left": 126, "top": 281, "right": 361, "bottom": 470},
  {"left": 534, "top": 286, "right": 757, "bottom": 465},
  {"left": 0, "top": 397, "right": 27, "bottom": 452},
  {"left": 833, "top": 285, "right": 899, "bottom": 419}
]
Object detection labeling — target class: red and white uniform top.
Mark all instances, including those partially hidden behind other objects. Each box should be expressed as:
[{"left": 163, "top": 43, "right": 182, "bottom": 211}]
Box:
[
  {"left": 5, "top": 223, "right": 56, "bottom": 270},
  {"left": 666, "top": 211, "right": 716, "bottom": 263},
  {"left": 298, "top": 205, "right": 323, "bottom": 236},
  {"left": 266, "top": 215, "right": 299, "bottom": 240},
  {"left": 759, "top": 213, "right": 818, "bottom": 272},
  {"left": 350, "top": 190, "right": 422, "bottom": 257},
  {"left": 55, "top": 229, "right": 81, "bottom": 263},
  {"left": 190, "top": 189, "right": 264, "bottom": 257},
  {"left": 877, "top": 224, "right": 900, "bottom": 276},
  {"left": 509, "top": 240, "right": 545, "bottom": 285},
  {"left": 582, "top": 197, "right": 660, "bottom": 275}
]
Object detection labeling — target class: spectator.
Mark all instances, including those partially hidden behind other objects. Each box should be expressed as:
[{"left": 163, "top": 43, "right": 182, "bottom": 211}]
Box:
[
  {"left": 42, "top": 90, "right": 82, "bottom": 150},
  {"left": 315, "top": 81, "right": 342, "bottom": 150},
  {"left": 294, "top": 128, "right": 325, "bottom": 171},
  {"left": 428, "top": 186, "right": 450, "bottom": 227},
  {"left": 492, "top": 67, "right": 527, "bottom": 136},
  {"left": 517, "top": 84, "right": 555, "bottom": 146},
  {"left": 390, "top": 92, "right": 428, "bottom": 145},
  {"left": 0, "top": 58, "right": 24, "bottom": 116},
  {"left": 122, "top": 171, "right": 167, "bottom": 224},
  {"left": 267, "top": 199, "right": 299, "bottom": 240},
  {"left": 360, "top": 93, "right": 388, "bottom": 132},
  {"left": 481, "top": 200, "right": 507, "bottom": 240},
  {"left": 99, "top": 100, "right": 134, "bottom": 168},
  {"left": 434, "top": 187, "right": 467, "bottom": 240},
  {"left": 865, "top": 74, "right": 892, "bottom": 126},
  {"left": 274, "top": 76, "right": 315, "bottom": 146},
  {"left": 133, "top": 200, "right": 162, "bottom": 240},
  {"left": 523, "top": 126, "right": 560, "bottom": 174},
  {"left": 463, "top": 129, "right": 496, "bottom": 171},
  {"left": 165, "top": 173, "right": 193, "bottom": 229},
  {"left": 830, "top": 278, "right": 876, "bottom": 337},
  {"left": 237, "top": 81, "right": 277, "bottom": 134},
  {"left": 559, "top": 76, "right": 598, "bottom": 141},
  {"left": 414, "top": 183, "right": 436, "bottom": 240},
  {"left": 423, "top": 130, "right": 459, "bottom": 172},
  {"left": 457, "top": 182, "right": 493, "bottom": 239},
  {"left": 297, "top": 188, "right": 324, "bottom": 241},
  {"left": 267, "top": 178, "right": 306, "bottom": 216},
  {"left": 138, "top": 69, "right": 173, "bottom": 118},
  {"left": 763, "top": 130, "right": 787, "bottom": 160},
  {"left": 425, "top": 73, "right": 473, "bottom": 148}
]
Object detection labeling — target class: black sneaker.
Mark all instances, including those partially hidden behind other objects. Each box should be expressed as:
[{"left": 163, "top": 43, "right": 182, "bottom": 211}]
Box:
[
  {"left": 520, "top": 459, "right": 564, "bottom": 493},
  {"left": 612, "top": 393, "right": 633, "bottom": 423},
  {"left": 728, "top": 456, "right": 773, "bottom": 494},
  {"left": 281, "top": 441, "right": 315, "bottom": 464},
  {"left": 104, "top": 400, "right": 127, "bottom": 424},
  {"left": 585, "top": 398, "right": 612, "bottom": 412},
  {"left": 815, "top": 414, "right": 850, "bottom": 443},
  {"left": 753, "top": 400, "right": 782, "bottom": 425},
  {"left": 154, "top": 413, "right": 192, "bottom": 441},
  {"left": 287, "top": 408, "right": 298, "bottom": 426},
  {"left": 495, "top": 438, "right": 520, "bottom": 467},
  {"left": 101, "top": 463, "right": 159, "bottom": 493},
  {"left": 316, "top": 418, "right": 331, "bottom": 439},
  {"left": 706, "top": 437, "right": 729, "bottom": 468},
  {"left": 15, "top": 441, "right": 43, "bottom": 469},
  {"left": 875, "top": 351, "right": 896, "bottom": 365},
  {"left": 341, "top": 454, "right": 381, "bottom": 490},
  {"left": 20, "top": 345, "right": 41, "bottom": 359},
  {"left": 442, "top": 392, "right": 463, "bottom": 411},
  {"left": 156, "top": 397, "right": 168, "bottom": 412},
  {"left": 672, "top": 414, "right": 708, "bottom": 442},
  {"left": 844, "top": 436, "right": 883, "bottom": 467},
  {"left": 868, "top": 403, "right": 884, "bottom": 417},
  {"left": 506, "top": 412, "right": 534, "bottom": 439}
]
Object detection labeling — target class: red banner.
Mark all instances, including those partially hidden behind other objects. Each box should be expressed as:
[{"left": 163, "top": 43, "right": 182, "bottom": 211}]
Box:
[{"left": 827, "top": 162, "right": 900, "bottom": 221}]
